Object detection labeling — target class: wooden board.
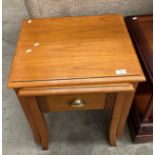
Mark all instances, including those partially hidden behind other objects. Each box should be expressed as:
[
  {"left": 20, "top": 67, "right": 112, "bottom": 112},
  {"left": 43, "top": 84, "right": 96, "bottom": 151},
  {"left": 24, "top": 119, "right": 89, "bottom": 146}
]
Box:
[
  {"left": 125, "top": 15, "right": 152, "bottom": 82},
  {"left": 8, "top": 14, "right": 144, "bottom": 88},
  {"left": 36, "top": 93, "right": 106, "bottom": 112},
  {"left": 126, "top": 15, "right": 153, "bottom": 143}
]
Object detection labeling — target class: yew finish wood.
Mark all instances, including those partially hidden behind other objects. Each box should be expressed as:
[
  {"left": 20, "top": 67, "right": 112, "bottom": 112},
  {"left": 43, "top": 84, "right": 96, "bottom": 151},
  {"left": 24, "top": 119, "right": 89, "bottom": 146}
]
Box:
[
  {"left": 109, "top": 92, "right": 126, "bottom": 145},
  {"left": 16, "top": 91, "right": 41, "bottom": 145},
  {"left": 117, "top": 83, "right": 137, "bottom": 137},
  {"left": 8, "top": 14, "right": 144, "bottom": 88},
  {"left": 18, "top": 83, "right": 134, "bottom": 96},
  {"left": 8, "top": 14, "right": 145, "bottom": 150},
  {"left": 37, "top": 93, "right": 106, "bottom": 112},
  {"left": 27, "top": 97, "right": 48, "bottom": 150}
]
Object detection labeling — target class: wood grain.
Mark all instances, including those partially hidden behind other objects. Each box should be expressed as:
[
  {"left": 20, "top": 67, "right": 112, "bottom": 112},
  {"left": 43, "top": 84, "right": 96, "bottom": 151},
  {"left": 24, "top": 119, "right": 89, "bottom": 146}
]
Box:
[
  {"left": 15, "top": 90, "right": 41, "bottom": 144},
  {"left": 37, "top": 93, "right": 106, "bottom": 112},
  {"left": 117, "top": 83, "right": 137, "bottom": 137},
  {"left": 8, "top": 14, "right": 144, "bottom": 88},
  {"left": 125, "top": 15, "right": 152, "bottom": 82},
  {"left": 109, "top": 92, "right": 126, "bottom": 145},
  {"left": 7, "top": 15, "right": 146, "bottom": 149},
  {"left": 126, "top": 15, "right": 153, "bottom": 143},
  {"left": 18, "top": 83, "right": 134, "bottom": 96},
  {"left": 27, "top": 96, "right": 48, "bottom": 150}
]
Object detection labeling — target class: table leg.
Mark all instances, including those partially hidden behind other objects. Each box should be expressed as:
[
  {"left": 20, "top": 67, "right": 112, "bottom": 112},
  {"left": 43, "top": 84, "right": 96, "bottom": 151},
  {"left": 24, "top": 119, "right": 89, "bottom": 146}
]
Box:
[
  {"left": 27, "top": 97, "right": 48, "bottom": 150},
  {"left": 17, "top": 95, "right": 41, "bottom": 145},
  {"left": 117, "top": 83, "right": 138, "bottom": 137},
  {"left": 109, "top": 92, "right": 126, "bottom": 145},
  {"left": 17, "top": 93, "right": 48, "bottom": 150}
]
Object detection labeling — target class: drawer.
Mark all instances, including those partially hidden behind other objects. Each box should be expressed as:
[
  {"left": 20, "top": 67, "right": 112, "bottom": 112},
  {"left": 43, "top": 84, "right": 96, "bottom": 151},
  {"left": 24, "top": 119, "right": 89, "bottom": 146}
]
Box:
[
  {"left": 18, "top": 83, "right": 134, "bottom": 112},
  {"left": 37, "top": 93, "right": 106, "bottom": 112}
]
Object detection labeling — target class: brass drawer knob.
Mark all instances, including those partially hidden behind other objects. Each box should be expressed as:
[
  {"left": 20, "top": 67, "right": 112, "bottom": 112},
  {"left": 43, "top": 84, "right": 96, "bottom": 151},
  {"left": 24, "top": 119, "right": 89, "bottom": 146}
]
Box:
[{"left": 69, "top": 98, "right": 85, "bottom": 108}]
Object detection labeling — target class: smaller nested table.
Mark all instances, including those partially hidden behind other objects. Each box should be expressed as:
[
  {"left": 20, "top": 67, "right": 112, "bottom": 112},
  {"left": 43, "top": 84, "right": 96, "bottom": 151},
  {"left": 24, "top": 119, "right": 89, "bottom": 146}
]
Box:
[{"left": 8, "top": 14, "right": 145, "bottom": 150}]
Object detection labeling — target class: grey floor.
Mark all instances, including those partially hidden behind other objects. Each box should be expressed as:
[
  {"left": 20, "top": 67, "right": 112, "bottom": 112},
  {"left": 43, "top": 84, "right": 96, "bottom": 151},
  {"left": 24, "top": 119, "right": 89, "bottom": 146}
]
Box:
[{"left": 2, "top": 0, "right": 153, "bottom": 155}]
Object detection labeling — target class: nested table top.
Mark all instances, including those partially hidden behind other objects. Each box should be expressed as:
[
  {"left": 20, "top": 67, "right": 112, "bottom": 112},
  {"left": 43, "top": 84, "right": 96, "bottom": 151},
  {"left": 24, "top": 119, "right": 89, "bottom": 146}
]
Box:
[{"left": 8, "top": 14, "right": 145, "bottom": 88}]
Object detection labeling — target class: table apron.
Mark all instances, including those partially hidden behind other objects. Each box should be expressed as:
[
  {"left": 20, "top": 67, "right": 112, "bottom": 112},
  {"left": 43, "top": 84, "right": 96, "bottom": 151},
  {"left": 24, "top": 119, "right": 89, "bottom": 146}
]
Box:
[{"left": 18, "top": 83, "right": 134, "bottom": 96}]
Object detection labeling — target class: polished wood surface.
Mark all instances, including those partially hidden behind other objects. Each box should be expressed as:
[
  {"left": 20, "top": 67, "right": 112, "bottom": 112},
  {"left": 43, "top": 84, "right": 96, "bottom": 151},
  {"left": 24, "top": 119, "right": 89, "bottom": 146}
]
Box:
[
  {"left": 125, "top": 15, "right": 152, "bottom": 82},
  {"left": 126, "top": 15, "right": 153, "bottom": 143},
  {"left": 8, "top": 14, "right": 144, "bottom": 88},
  {"left": 16, "top": 90, "right": 41, "bottom": 144},
  {"left": 27, "top": 96, "right": 48, "bottom": 150},
  {"left": 117, "top": 83, "right": 137, "bottom": 137},
  {"left": 37, "top": 93, "right": 106, "bottom": 112},
  {"left": 18, "top": 83, "right": 134, "bottom": 96},
  {"left": 8, "top": 15, "right": 145, "bottom": 149},
  {"left": 109, "top": 92, "right": 126, "bottom": 145},
  {"left": 138, "top": 16, "right": 153, "bottom": 51}
]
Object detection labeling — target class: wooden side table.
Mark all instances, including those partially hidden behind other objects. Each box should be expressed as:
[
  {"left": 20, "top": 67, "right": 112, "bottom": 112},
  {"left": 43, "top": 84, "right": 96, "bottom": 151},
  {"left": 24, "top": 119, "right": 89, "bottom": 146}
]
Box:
[
  {"left": 8, "top": 14, "right": 145, "bottom": 150},
  {"left": 126, "top": 15, "right": 153, "bottom": 143}
]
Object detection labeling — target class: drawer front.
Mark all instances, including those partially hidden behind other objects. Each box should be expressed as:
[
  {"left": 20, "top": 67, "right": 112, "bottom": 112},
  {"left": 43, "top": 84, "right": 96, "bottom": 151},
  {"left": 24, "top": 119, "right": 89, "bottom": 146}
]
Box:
[{"left": 37, "top": 93, "right": 106, "bottom": 112}]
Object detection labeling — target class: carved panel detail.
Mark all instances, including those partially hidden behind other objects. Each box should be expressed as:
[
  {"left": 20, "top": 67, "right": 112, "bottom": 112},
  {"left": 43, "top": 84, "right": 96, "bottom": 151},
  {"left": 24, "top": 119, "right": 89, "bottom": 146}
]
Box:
[{"left": 105, "top": 93, "right": 116, "bottom": 109}]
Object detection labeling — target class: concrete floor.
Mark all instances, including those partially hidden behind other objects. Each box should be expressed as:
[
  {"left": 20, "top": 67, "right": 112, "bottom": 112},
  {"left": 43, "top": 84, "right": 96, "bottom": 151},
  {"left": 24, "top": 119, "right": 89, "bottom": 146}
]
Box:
[{"left": 2, "top": 0, "right": 153, "bottom": 155}]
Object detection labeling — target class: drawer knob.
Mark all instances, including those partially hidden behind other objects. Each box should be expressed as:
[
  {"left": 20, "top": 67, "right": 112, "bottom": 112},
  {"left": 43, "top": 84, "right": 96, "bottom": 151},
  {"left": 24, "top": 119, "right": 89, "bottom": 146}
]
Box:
[{"left": 69, "top": 98, "right": 85, "bottom": 108}]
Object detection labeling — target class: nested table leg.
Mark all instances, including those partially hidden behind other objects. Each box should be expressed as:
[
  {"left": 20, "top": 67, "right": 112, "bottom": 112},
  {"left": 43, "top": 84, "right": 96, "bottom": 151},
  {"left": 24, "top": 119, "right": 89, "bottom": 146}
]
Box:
[
  {"left": 109, "top": 92, "right": 126, "bottom": 145},
  {"left": 117, "top": 83, "right": 138, "bottom": 137},
  {"left": 16, "top": 93, "right": 48, "bottom": 150}
]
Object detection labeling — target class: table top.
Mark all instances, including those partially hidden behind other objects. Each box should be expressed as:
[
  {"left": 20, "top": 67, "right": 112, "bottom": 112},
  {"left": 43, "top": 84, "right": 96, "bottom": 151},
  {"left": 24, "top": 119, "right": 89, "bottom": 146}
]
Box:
[
  {"left": 8, "top": 14, "right": 145, "bottom": 88},
  {"left": 125, "top": 15, "right": 152, "bottom": 82}
]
